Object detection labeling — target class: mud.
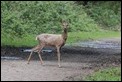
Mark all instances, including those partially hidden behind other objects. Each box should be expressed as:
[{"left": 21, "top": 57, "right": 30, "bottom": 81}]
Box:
[{"left": 1, "top": 38, "right": 121, "bottom": 81}]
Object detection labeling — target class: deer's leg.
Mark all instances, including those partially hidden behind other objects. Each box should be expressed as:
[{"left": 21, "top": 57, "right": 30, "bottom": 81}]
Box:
[
  {"left": 27, "top": 45, "right": 40, "bottom": 64},
  {"left": 27, "top": 51, "right": 33, "bottom": 64},
  {"left": 37, "top": 52, "right": 43, "bottom": 65},
  {"left": 56, "top": 46, "right": 61, "bottom": 67},
  {"left": 37, "top": 45, "right": 44, "bottom": 65}
]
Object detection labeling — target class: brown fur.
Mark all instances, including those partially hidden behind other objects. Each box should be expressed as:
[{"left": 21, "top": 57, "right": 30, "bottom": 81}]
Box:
[{"left": 27, "top": 21, "right": 68, "bottom": 67}]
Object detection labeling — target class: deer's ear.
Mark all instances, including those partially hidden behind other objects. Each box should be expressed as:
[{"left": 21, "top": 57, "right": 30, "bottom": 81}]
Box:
[
  {"left": 61, "top": 19, "right": 65, "bottom": 23},
  {"left": 60, "top": 19, "right": 63, "bottom": 22}
]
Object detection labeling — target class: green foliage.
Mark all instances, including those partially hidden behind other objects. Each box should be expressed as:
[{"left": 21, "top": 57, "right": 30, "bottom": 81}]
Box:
[
  {"left": 1, "top": 31, "right": 120, "bottom": 47},
  {"left": 1, "top": 1, "right": 99, "bottom": 38},
  {"left": 85, "top": 67, "right": 121, "bottom": 81},
  {"left": 67, "top": 30, "right": 121, "bottom": 44},
  {"left": 1, "top": 1, "right": 121, "bottom": 47},
  {"left": 1, "top": 34, "right": 37, "bottom": 47},
  {"left": 85, "top": 1, "right": 121, "bottom": 30}
]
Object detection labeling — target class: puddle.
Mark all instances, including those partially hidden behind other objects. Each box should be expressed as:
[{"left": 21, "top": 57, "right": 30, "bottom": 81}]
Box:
[
  {"left": 22, "top": 49, "right": 52, "bottom": 53},
  {"left": 1, "top": 39, "right": 121, "bottom": 60},
  {"left": 73, "top": 40, "right": 121, "bottom": 49},
  {"left": 1, "top": 56, "right": 22, "bottom": 60},
  {"left": 1, "top": 49, "right": 53, "bottom": 60}
]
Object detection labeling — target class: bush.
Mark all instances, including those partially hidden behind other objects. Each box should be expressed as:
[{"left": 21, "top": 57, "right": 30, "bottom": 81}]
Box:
[
  {"left": 85, "top": 67, "right": 121, "bottom": 81},
  {"left": 84, "top": 1, "right": 121, "bottom": 30},
  {"left": 1, "top": 1, "right": 100, "bottom": 39}
]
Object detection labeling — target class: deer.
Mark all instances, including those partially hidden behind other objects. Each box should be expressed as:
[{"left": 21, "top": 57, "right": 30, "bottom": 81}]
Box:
[{"left": 27, "top": 20, "right": 68, "bottom": 67}]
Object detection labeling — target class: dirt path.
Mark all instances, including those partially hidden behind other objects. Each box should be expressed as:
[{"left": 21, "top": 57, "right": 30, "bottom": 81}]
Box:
[
  {"left": 1, "top": 37, "right": 121, "bottom": 81},
  {"left": 1, "top": 60, "right": 92, "bottom": 81}
]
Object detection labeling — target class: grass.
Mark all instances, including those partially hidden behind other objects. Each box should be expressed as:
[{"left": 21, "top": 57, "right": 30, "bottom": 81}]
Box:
[
  {"left": 84, "top": 67, "right": 121, "bottom": 81},
  {"left": 67, "top": 30, "right": 121, "bottom": 44},
  {"left": 1, "top": 34, "right": 37, "bottom": 47},
  {"left": 1, "top": 30, "right": 121, "bottom": 47}
]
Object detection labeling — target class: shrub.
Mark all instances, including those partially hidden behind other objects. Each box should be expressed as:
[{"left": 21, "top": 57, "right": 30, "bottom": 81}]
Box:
[
  {"left": 84, "top": 1, "right": 121, "bottom": 30},
  {"left": 1, "top": 1, "right": 100, "bottom": 39}
]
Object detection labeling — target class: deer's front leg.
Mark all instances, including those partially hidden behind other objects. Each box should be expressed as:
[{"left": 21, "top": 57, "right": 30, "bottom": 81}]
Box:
[{"left": 56, "top": 47, "right": 61, "bottom": 68}]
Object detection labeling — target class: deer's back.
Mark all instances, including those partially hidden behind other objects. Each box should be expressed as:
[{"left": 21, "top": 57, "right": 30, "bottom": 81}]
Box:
[{"left": 37, "top": 34, "right": 64, "bottom": 46}]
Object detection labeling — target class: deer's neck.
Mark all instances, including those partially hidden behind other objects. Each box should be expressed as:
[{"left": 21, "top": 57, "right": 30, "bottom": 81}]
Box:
[{"left": 62, "top": 28, "right": 68, "bottom": 42}]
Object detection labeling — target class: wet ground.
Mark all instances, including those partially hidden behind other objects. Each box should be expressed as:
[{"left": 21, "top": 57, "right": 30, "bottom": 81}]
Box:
[{"left": 1, "top": 37, "right": 121, "bottom": 81}]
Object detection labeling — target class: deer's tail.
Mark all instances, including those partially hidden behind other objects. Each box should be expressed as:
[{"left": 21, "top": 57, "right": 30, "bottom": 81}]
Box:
[{"left": 35, "top": 36, "right": 38, "bottom": 40}]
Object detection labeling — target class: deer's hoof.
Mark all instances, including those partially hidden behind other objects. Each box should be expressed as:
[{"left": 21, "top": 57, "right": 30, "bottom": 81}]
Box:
[
  {"left": 40, "top": 62, "right": 43, "bottom": 65},
  {"left": 58, "top": 65, "right": 61, "bottom": 68}
]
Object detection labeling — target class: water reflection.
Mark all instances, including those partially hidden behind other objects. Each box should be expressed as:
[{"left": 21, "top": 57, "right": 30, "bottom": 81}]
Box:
[{"left": 74, "top": 40, "right": 121, "bottom": 49}]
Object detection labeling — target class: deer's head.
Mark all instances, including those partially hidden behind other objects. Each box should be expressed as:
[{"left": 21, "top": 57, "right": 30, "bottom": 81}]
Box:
[{"left": 62, "top": 20, "right": 69, "bottom": 29}]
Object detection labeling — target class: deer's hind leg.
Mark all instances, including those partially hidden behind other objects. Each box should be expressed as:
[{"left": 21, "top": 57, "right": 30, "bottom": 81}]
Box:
[
  {"left": 27, "top": 51, "right": 33, "bottom": 64},
  {"left": 27, "top": 45, "right": 41, "bottom": 64},
  {"left": 37, "top": 44, "right": 45, "bottom": 65}
]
